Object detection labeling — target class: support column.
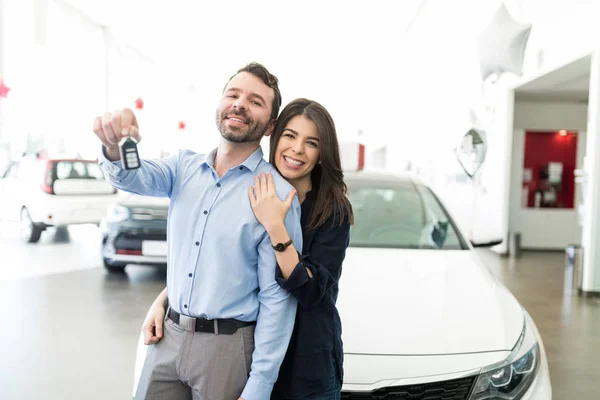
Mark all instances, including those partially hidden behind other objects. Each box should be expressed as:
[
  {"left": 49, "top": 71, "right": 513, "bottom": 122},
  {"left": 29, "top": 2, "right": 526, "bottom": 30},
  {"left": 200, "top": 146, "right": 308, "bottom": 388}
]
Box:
[
  {"left": 102, "top": 26, "right": 111, "bottom": 112},
  {"left": 494, "top": 87, "right": 515, "bottom": 255},
  {"left": 581, "top": 50, "right": 600, "bottom": 294},
  {"left": 0, "top": 0, "right": 4, "bottom": 145},
  {"left": 34, "top": 0, "right": 47, "bottom": 46}
]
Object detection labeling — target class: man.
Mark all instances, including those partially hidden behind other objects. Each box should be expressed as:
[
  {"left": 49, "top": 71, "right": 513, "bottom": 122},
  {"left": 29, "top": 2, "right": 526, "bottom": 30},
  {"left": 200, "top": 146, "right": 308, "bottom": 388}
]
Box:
[{"left": 93, "top": 63, "right": 302, "bottom": 400}]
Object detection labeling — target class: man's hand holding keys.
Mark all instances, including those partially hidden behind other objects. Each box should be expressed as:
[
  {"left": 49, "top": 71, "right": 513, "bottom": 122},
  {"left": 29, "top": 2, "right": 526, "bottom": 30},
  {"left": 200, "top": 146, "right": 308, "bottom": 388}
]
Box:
[{"left": 93, "top": 108, "right": 141, "bottom": 161}]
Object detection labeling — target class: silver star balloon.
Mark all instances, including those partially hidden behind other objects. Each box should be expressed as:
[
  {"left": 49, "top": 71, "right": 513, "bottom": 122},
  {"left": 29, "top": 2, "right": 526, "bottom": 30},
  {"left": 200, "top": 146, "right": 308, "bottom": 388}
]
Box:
[
  {"left": 477, "top": 1, "right": 533, "bottom": 81},
  {"left": 455, "top": 109, "right": 488, "bottom": 179}
]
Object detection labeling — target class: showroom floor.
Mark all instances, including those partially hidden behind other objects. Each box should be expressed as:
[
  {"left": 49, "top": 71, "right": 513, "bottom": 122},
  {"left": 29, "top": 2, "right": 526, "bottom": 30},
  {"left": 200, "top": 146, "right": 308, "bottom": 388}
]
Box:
[{"left": 1, "top": 223, "right": 599, "bottom": 399}]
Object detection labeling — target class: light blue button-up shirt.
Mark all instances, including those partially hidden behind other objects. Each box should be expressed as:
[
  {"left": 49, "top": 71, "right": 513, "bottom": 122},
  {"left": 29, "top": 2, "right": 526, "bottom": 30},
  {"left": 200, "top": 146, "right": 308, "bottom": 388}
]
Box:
[{"left": 99, "top": 146, "right": 302, "bottom": 400}]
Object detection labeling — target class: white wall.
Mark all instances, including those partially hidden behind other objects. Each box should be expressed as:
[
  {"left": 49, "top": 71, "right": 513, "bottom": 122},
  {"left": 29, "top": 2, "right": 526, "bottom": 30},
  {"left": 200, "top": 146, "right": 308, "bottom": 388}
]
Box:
[
  {"left": 513, "top": 101, "right": 589, "bottom": 131},
  {"left": 508, "top": 101, "right": 588, "bottom": 250},
  {"left": 436, "top": 0, "right": 600, "bottom": 253},
  {"left": 519, "top": 0, "right": 600, "bottom": 77},
  {"left": 379, "top": 0, "right": 600, "bottom": 253},
  {"left": 476, "top": 0, "right": 600, "bottom": 254}
]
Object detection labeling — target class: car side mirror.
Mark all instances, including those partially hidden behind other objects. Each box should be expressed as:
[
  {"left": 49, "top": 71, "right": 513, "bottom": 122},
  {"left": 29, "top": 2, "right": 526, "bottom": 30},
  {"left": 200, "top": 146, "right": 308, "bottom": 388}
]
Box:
[{"left": 431, "top": 220, "right": 449, "bottom": 248}]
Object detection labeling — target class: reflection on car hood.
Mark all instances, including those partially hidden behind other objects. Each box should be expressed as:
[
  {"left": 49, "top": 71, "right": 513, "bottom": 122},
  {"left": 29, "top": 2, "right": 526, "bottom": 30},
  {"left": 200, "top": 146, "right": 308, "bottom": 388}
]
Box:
[
  {"left": 337, "top": 248, "right": 523, "bottom": 356},
  {"left": 118, "top": 194, "right": 169, "bottom": 209}
]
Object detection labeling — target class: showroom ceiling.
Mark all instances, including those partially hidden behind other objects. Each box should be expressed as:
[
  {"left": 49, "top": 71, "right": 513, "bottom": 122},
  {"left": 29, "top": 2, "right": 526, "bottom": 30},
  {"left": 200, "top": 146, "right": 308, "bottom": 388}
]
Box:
[
  {"left": 57, "top": 0, "right": 433, "bottom": 141},
  {"left": 61, "top": 0, "right": 429, "bottom": 83},
  {"left": 515, "top": 54, "right": 591, "bottom": 103}
]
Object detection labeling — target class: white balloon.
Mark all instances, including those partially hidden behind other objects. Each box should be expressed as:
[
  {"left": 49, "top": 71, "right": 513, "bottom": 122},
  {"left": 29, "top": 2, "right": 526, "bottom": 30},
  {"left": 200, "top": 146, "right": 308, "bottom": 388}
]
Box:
[{"left": 477, "top": 1, "right": 533, "bottom": 81}]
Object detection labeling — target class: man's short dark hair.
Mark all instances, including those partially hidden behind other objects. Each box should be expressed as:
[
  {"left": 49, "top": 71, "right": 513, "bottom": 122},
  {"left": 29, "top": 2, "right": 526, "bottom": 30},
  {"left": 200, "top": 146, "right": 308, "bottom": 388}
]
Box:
[{"left": 229, "top": 63, "right": 282, "bottom": 120}]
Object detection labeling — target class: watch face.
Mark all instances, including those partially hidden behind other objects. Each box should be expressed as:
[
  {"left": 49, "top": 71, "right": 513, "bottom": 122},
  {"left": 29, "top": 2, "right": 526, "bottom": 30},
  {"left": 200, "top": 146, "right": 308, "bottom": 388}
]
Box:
[{"left": 274, "top": 243, "right": 284, "bottom": 252}]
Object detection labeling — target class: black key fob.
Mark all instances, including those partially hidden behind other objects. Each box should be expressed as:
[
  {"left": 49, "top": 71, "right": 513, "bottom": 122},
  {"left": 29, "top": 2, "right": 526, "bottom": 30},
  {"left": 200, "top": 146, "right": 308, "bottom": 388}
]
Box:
[{"left": 119, "top": 137, "right": 141, "bottom": 170}]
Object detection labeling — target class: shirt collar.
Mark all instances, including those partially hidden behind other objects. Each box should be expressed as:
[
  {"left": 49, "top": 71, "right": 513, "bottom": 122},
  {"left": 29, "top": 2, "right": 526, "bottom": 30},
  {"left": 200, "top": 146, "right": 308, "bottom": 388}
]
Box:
[
  {"left": 202, "top": 146, "right": 264, "bottom": 172},
  {"left": 242, "top": 146, "right": 264, "bottom": 171}
]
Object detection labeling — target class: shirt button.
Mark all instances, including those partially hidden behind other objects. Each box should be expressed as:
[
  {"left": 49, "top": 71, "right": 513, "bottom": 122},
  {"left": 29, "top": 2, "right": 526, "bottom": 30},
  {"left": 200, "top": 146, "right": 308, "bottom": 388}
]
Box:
[
  {"left": 203, "top": 210, "right": 208, "bottom": 215},
  {"left": 216, "top": 183, "right": 221, "bottom": 188},
  {"left": 184, "top": 304, "right": 188, "bottom": 309},
  {"left": 195, "top": 241, "right": 199, "bottom": 246},
  {"left": 239, "top": 167, "right": 243, "bottom": 170},
  {"left": 188, "top": 273, "right": 193, "bottom": 277}
]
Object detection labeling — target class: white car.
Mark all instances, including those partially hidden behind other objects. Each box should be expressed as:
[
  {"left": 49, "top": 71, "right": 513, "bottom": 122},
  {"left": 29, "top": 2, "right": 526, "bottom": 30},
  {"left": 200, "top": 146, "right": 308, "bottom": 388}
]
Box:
[
  {"left": 132, "top": 170, "right": 551, "bottom": 399},
  {"left": 0, "top": 154, "right": 119, "bottom": 242}
]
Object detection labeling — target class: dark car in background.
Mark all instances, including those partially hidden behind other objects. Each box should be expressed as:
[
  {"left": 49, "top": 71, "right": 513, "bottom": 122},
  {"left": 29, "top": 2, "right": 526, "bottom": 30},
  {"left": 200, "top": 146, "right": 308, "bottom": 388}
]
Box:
[{"left": 100, "top": 194, "right": 169, "bottom": 272}]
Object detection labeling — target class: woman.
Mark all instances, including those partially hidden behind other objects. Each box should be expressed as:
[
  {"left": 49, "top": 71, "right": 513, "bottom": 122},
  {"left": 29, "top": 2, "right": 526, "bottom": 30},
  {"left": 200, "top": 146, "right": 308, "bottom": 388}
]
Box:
[
  {"left": 249, "top": 98, "right": 353, "bottom": 400},
  {"left": 140, "top": 98, "right": 352, "bottom": 399}
]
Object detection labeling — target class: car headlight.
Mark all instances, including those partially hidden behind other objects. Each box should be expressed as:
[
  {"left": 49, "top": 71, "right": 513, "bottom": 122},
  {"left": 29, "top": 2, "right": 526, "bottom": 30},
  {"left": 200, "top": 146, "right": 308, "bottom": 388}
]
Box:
[
  {"left": 106, "top": 204, "right": 130, "bottom": 223},
  {"left": 469, "top": 312, "right": 540, "bottom": 400}
]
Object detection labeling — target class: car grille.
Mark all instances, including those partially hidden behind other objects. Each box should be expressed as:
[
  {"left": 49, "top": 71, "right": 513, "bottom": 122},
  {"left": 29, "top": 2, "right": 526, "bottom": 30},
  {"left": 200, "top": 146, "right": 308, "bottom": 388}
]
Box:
[
  {"left": 119, "top": 229, "right": 166, "bottom": 241},
  {"left": 341, "top": 376, "right": 476, "bottom": 400},
  {"left": 131, "top": 208, "right": 168, "bottom": 221}
]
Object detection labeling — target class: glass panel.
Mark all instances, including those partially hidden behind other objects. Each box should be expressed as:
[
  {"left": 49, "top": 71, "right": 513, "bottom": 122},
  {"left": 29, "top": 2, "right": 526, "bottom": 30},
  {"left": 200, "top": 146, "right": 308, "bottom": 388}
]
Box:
[
  {"left": 55, "top": 161, "right": 104, "bottom": 180},
  {"left": 348, "top": 182, "right": 466, "bottom": 250}
]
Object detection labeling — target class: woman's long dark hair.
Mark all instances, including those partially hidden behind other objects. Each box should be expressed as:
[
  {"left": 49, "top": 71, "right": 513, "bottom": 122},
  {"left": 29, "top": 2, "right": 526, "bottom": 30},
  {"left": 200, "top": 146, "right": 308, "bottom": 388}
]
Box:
[{"left": 270, "top": 98, "right": 353, "bottom": 231}]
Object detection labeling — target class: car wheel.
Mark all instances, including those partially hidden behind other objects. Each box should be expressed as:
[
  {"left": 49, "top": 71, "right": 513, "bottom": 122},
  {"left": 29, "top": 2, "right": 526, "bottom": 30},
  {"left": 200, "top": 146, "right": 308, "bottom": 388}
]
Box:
[
  {"left": 20, "top": 208, "right": 42, "bottom": 243},
  {"left": 103, "top": 258, "right": 126, "bottom": 273}
]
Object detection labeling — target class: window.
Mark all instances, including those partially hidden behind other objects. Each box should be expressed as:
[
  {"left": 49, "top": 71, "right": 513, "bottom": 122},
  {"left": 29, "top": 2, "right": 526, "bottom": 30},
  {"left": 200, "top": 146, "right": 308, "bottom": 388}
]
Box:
[
  {"left": 55, "top": 161, "right": 104, "bottom": 180},
  {"left": 348, "top": 181, "right": 467, "bottom": 250}
]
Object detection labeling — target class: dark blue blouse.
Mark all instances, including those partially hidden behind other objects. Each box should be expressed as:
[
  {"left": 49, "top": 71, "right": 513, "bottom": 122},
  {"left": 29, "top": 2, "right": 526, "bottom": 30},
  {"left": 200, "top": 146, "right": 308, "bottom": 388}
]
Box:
[{"left": 272, "top": 191, "right": 351, "bottom": 399}]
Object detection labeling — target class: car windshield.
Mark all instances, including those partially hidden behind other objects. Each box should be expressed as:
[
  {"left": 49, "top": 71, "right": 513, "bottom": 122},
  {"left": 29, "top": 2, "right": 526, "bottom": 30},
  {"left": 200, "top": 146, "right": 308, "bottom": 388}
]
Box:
[
  {"left": 55, "top": 161, "right": 104, "bottom": 180},
  {"left": 348, "top": 180, "right": 468, "bottom": 250}
]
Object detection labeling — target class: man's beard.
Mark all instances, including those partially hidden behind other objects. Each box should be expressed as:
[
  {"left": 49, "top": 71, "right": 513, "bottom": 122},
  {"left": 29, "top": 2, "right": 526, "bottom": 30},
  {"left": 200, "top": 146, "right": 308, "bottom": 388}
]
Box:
[{"left": 216, "top": 109, "right": 269, "bottom": 143}]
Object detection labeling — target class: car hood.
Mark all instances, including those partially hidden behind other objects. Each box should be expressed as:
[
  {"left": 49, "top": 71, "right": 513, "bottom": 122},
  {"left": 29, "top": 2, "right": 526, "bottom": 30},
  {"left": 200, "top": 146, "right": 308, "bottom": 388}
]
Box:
[
  {"left": 337, "top": 248, "right": 523, "bottom": 356},
  {"left": 118, "top": 194, "right": 169, "bottom": 209}
]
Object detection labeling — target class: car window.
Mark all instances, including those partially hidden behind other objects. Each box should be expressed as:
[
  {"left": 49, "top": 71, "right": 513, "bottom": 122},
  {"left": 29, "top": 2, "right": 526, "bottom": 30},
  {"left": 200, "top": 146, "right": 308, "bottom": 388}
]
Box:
[
  {"left": 348, "top": 181, "right": 468, "bottom": 250},
  {"left": 55, "top": 161, "right": 104, "bottom": 180}
]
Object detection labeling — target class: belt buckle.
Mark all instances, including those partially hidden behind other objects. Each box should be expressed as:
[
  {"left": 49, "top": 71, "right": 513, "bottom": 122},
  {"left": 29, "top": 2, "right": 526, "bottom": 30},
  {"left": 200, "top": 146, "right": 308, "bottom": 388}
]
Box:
[{"left": 178, "top": 314, "right": 196, "bottom": 332}]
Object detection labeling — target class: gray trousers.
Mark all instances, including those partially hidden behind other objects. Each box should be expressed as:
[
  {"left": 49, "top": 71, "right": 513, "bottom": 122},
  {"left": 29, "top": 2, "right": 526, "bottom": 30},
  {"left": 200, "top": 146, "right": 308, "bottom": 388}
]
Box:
[{"left": 134, "top": 316, "right": 255, "bottom": 400}]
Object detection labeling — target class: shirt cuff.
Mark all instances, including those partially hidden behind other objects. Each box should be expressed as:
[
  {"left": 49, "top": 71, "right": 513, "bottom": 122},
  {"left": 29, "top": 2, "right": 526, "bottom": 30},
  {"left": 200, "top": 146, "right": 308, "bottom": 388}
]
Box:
[
  {"left": 240, "top": 375, "right": 273, "bottom": 400},
  {"left": 275, "top": 253, "right": 310, "bottom": 290},
  {"left": 98, "top": 145, "right": 124, "bottom": 177}
]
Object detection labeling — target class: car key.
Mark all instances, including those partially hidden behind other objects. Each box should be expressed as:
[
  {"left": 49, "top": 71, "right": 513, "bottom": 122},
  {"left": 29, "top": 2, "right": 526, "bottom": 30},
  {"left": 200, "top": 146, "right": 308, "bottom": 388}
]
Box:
[{"left": 119, "top": 137, "right": 141, "bottom": 170}]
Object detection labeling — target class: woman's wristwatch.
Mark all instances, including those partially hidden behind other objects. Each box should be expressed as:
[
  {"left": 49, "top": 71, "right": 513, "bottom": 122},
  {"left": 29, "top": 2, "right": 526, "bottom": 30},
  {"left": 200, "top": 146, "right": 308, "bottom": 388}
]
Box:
[{"left": 272, "top": 239, "right": 293, "bottom": 252}]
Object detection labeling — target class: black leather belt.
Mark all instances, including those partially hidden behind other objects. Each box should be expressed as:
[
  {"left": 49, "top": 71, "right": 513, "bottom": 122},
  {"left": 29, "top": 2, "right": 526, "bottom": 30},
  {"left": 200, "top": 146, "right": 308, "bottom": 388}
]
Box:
[{"left": 167, "top": 307, "right": 255, "bottom": 335}]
